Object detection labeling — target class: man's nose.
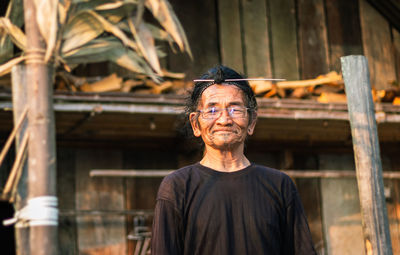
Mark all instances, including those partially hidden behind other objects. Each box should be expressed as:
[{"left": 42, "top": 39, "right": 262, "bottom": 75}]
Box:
[{"left": 216, "top": 109, "right": 233, "bottom": 124}]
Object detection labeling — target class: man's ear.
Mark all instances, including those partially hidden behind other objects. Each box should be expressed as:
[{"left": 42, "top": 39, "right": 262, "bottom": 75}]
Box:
[
  {"left": 247, "top": 113, "right": 257, "bottom": 135},
  {"left": 189, "top": 112, "right": 201, "bottom": 137}
]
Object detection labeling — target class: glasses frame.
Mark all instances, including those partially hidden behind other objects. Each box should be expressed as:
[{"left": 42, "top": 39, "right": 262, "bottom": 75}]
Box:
[{"left": 197, "top": 106, "right": 250, "bottom": 120}]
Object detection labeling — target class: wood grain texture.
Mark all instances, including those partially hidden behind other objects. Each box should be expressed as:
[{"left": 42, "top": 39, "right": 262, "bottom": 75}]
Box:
[
  {"left": 11, "top": 65, "right": 29, "bottom": 255},
  {"left": 319, "top": 154, "right": 363, "bottom": 255},
  {"left": 325, "top": 0, "right": 363, "bottom": 73},
  {"left": 269, "top": 0, "right": 299, "bottom": 80},
  {"left": 341, "top": 55, "right": 393, "bottom": 255},
  {"left": 123, "top": 147, "right": 177, "bottom": 254},
  {"left": 393, "top": 28, "right": 400, "bottom": 82},
  {"left": 359, "top": 0, "right": 396, "bottom": 89},
  {"left": 57, "top": 148, "right": 78, "bottom": 255},
  {"left": 382, "top": 154, "right": 400, "bottom": 254},
  {"left": 76, "top": 149, "right": 126, "bottom": 255},
  {"left": 293, "top": 155, "right": 324, "bottom": 253},
  {"left": 241, "top": 0, "right": 272, "bottom": 77},
  {"left": 297, "top": 0, "right": 329, "bottom": 79},
  {"left": 218, "top": 0, "right": 244, "bottom": 73},
  {"left": 166, "top": 0, "right": 220, "bottom": 79}
]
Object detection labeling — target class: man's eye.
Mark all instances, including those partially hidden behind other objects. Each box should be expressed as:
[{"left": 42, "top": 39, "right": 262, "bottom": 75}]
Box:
[
  {"left": 206, "top": 107, "right": 218, "bottom": 114},
  {"left": 230, "top": 107, "right": 244, "bottom": 113}
]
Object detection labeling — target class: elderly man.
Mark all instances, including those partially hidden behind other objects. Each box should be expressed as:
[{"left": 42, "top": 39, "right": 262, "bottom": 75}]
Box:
[{"left": 151, "top": 66, "right": 316, "bottom": 255}]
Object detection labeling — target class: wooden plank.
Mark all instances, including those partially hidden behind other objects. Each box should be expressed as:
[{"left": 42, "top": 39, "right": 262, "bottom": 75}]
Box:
[
  {"left": 341, "top": 55, "right": 393, "bottom": 254},
  {"left": 359, "top": 0, "right": 396, "bottom": 90},
  {"left": 166, "top": 0, "right": 219, "bottom": 79},
  {"left": 319, "top": 154, "right": 364, "bottom": 255},
  {"left": 297, "top": 0, "right": 329, "bottom": 79},
  {"left": 393, "top": 28, "right": 400, "bottom": 82},
  {"left": 384, "top": 155, "right": 400, "bottom": 255},
  {"left": 241, "top": 0, "right": 271, "bottom": 77},
  {"left": 325, "top": 0, "right": 363, "bottom": 73},
  {"left": 76, "top": 149, "right": 126, "bottom": 255},
  {"left": 218, "top": 0, "right": 244, "bottom": 73},
  {"left": 294, "top": 155, "right": 324, "bottom": 254},
  {"left": 90, "top": 169, "right": 400, "bottom": 179},
  {"left": 123, "top": 149, "right": 177, "bottom": 255},
  {"left": 269, "top": 0, "right": 299, "bottom": 80},
  {"left": 57, "top": 148, "right": 78, "bottom": 255}
]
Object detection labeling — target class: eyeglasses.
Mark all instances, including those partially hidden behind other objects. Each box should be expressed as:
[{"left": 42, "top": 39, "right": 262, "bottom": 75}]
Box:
[{"left": 197, "top": 106, "right": 249, "bottom": 119}]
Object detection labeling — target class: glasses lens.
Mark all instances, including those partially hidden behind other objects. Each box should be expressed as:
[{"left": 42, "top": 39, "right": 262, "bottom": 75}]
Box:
[
  {"left": 229, "top": 107, "right": 247, "bottom": 118},
  {"left": 200, "top": 107, "right": 247, "bottom": 119}
]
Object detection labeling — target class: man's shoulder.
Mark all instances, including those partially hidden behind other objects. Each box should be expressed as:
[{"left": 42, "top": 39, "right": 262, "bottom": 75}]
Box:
[
  {"left": 251, "top": 164, "right": 298, "bottom": 197},
  {"left": 163, "top": 163, "right": 199, "bottom": 183},
  {"left": 156, "top": 163, "right": 199, "bottom": 200},
  {"left": 251, "top": 164, "right": 292, "bottom": 180}
]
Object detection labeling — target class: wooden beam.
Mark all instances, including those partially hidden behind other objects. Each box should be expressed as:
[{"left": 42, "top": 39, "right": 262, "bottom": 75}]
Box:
[
  {"left": 341, "top": 55, "right": 393, "bottom": 254},
  {"left": 90, "top": 169, "right": 400, "bottom": 179},
  {"left": 366, "top": 0, "right": 400, "bottom": 31}
]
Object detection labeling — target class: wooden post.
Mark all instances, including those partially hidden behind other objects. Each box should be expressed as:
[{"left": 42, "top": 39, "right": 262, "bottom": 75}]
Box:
[
  {"left": 11, "top": 64, "right": 29, "bottom": 255},
  {"left": 341, "top": 55, "right": 392, "bottom": 255},
  {"left": 23, "top": 0, "right": 58, "bottom": 254}
]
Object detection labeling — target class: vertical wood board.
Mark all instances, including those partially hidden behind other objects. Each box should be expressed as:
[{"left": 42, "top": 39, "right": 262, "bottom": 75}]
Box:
[
  {"left": 359, "top": 0, "right": 396, "bottom": 89},
  {"left": 393, "top": 28, "right": 400, "bottom": 82},
  {"left": 319, "top": 154, "right": 364, "bottom": 255},
  {"left": 123, "top": 147, "right": 178, "bottom": 254},
  {"left": 325, "top": 0, "right": 363, "bottom": 73},
  {"left": 57, "top": 148, "right": 78, "bottom": 255},
  {"left": 386, "top": 154, "right": 400, "bottom": 254},
  {"left": 293, "top": 155, "right": 324, "bottom": 253},
  {"left": 76, "top": 149, "right": 126, "bottom": 255},
  {"left": 297, "top": 0, "right": 330, "bottom": 79},
  {"left": 218, "top": 0, "right": 244, "bottom": 73},
  {"left": 167, "top": 0, "right": 220, "bottom": 79},
  {"left": 241, "top": 0, "right": 272, "bottom": 77},
  {"left": 269, "top": 0, "right": 299, "bottom": 80},
  {"left": 341, "top": 55, "right": 393, "bottom": 254}
]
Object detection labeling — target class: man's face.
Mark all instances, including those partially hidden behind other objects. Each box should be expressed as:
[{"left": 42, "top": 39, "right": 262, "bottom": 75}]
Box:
[{"left": 189, "top": 84, "right": 257, "bottom": 150}]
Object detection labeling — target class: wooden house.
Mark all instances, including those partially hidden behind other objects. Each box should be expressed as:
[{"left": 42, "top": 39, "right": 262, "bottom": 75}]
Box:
[{"left": 0, "top": 0, "right": 400, "bottom": 254}]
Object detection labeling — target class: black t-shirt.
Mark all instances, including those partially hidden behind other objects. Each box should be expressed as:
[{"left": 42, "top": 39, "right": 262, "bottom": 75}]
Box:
[{"left": 151, "top": 163, "right": 317, "bottom": 255}]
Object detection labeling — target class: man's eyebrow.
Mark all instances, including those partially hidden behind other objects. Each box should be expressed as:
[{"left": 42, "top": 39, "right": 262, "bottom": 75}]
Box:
[{"left": 204, "top": 101, "right": 244, "bottom": 107}]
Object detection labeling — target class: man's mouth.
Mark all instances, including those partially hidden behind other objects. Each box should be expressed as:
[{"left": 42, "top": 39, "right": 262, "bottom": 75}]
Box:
[{"left": 213, "top": 130, "right": 234, "bottom": 134}]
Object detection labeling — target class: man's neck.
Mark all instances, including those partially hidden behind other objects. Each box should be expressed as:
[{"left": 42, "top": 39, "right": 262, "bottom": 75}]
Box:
[{"left": 200, "top": 144, "right": 250, "bottom": 172}]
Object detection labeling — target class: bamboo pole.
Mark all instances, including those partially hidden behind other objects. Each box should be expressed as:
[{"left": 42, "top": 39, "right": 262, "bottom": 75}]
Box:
[
  {"left": 23, "top": 0, "right": 58, "bottom": 254},
  {"left": 341, "top": 55, "right": 392, "bottom": 255}
]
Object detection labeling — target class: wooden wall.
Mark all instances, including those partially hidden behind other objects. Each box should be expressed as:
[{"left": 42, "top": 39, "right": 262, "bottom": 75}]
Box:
[
  {"left": 166, "top": 0, "right": 399, "bottom": 90},
  {"left": 52, "top": 0, "right": 400, "bottom": 254},
  {"left": 56, "top": 140, "right": 400, "bottom": 254}
]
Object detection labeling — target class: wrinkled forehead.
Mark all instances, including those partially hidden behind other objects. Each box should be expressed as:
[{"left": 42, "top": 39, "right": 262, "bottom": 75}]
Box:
[{"left": 198, "top": 84, "right": 246, "bottom": 107}]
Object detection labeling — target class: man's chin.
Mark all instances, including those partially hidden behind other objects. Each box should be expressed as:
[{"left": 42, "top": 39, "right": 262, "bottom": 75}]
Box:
[{"left": 210, "top": 140, "right": 242, "bottom": 150}]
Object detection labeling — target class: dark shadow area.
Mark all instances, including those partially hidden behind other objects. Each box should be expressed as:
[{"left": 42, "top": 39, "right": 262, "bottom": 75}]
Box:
[{"left": 0, "top": 201, "right": 15, "bottom": 255}]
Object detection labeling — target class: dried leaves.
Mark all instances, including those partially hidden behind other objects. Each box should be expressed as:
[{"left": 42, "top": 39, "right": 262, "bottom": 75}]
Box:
[
  {"left": 0, "top": 0, "right": 191, "bottom": 81},
  {"left": 33, "top": 0, "right": 58, "bottom": 62},
  {"left": 250, "top": 71, "right": 400, "bottom": 105},
  {"left": 145, "top": 0, "right": 192, "bottom": 58}
]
